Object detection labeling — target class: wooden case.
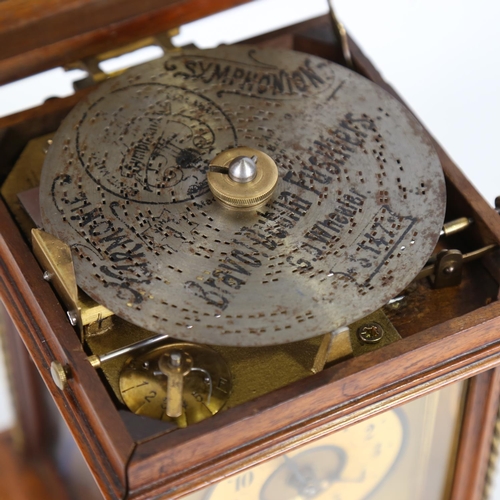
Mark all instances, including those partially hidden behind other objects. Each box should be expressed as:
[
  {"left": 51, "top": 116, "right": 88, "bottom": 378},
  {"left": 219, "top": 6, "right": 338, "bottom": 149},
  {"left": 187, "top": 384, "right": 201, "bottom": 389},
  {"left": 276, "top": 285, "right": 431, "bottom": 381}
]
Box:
[{"left": 1, "top": 3, "right": 500, "bottom": 499}]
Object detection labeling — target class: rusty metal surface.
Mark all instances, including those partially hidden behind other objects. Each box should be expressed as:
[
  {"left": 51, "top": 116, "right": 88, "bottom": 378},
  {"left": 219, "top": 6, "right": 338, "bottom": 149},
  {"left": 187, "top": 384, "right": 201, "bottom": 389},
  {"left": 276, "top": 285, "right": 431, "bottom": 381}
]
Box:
[{"left": 39, "top": 46, "right": 445, "bottom": 346}]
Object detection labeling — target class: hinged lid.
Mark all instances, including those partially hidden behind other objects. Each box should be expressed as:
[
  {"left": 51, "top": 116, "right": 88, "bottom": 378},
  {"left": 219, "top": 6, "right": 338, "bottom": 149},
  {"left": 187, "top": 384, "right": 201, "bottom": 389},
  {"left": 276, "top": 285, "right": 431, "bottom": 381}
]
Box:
[{"left": 0, "top": 0, "right": 251, "bottom": 86}]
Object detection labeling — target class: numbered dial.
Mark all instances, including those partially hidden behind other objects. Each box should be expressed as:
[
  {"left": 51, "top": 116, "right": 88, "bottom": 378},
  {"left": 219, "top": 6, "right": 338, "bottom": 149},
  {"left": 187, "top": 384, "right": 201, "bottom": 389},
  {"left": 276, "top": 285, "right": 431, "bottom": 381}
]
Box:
[
  {"left": 119, "top": 343, "right": 232, "bottom": 427},
  {"left": 202, "top": 410, "right": 404, "bottom": 499}
]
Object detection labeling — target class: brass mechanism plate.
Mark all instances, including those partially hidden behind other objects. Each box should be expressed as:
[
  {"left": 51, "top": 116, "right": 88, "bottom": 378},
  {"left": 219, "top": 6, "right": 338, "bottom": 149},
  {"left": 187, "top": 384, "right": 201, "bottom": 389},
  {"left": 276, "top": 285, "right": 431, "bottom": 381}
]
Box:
[{"left": 39, "top": 45, "right": 445, "bottom": 346}]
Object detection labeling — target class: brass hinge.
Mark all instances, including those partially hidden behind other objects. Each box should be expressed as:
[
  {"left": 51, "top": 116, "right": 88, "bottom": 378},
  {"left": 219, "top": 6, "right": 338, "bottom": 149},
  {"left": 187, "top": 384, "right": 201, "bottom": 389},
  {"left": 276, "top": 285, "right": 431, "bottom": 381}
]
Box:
[{"left": 65, "top": 28, "right": 180, "bottom": 91}]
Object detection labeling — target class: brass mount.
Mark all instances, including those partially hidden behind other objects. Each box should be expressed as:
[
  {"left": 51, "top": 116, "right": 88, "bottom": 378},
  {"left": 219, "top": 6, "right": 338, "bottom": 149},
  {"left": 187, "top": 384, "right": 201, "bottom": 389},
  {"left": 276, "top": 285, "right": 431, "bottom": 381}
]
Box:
[{"left": 207, "top": 147, "right": 279, "bottom": 210}]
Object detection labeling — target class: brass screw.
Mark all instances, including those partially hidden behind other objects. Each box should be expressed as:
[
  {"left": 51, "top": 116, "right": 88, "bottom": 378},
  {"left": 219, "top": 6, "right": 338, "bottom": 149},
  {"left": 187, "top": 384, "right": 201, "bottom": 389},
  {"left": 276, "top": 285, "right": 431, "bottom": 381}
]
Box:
[
  {"left": 357, "top": 322, "right": 384, "bottom": 344},
  {"left": 50, "top": 361, "right": 70, "bottom": 390}
]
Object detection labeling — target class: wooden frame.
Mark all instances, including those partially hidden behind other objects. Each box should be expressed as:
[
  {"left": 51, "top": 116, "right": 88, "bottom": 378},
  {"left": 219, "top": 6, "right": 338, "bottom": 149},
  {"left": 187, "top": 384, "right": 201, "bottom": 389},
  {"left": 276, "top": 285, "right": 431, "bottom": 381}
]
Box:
[
  {"left": 1, "top": 11, "right": 499, "bottom": 500},
  {"left": 451, "top": 368, "right": 500, "bottom": 499}
]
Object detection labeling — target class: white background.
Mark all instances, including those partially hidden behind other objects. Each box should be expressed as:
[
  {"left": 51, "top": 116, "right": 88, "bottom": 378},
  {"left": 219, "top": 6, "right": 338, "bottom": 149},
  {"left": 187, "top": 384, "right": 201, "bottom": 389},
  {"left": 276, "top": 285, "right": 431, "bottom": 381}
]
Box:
[{"left": 1, "top": 0, "right": 499, "bottom": 497}]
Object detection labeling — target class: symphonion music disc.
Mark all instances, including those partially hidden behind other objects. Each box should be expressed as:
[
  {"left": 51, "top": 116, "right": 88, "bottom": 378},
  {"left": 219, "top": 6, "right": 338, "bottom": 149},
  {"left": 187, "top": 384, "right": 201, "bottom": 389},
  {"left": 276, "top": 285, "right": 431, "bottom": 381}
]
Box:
[{"left": 40, "top": 46, "right": 445, "bottom": 346}]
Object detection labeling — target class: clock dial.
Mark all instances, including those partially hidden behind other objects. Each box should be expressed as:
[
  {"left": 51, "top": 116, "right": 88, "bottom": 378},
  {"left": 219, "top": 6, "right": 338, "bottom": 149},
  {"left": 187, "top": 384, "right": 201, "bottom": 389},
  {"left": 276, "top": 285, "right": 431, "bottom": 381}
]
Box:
[
  {"left": 201, "top": 410, "right": 404, "bottom": 500},
  {"left": 259, "top": 447, "right": 346, "bottom": 499}
]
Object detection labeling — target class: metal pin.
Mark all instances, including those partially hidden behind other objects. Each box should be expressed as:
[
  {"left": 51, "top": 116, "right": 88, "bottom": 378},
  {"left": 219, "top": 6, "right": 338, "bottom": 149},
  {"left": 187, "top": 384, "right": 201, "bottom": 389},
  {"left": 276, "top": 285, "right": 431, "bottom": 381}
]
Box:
[
  {"left": 228, "top": 155, "right": 258, "bottom": 183},
  {"left": 170, "top": 351, "right": 182, "bottom": 367},
  {"left": 67, "top": 310, "right": 78, "bottom": 326},
  {"left": 439, "top": 217, "right": 474, "bottom": 237},
  {"left": 87, "top": 333, "right": 170, "bottom": 368}
]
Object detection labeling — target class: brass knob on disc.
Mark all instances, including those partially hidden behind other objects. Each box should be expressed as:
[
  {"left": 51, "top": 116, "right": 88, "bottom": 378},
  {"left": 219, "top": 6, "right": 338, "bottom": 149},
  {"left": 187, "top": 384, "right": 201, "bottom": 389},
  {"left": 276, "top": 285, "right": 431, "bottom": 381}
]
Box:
[{"left": 207, "top": 147, "right": 278, "bottom": 210}]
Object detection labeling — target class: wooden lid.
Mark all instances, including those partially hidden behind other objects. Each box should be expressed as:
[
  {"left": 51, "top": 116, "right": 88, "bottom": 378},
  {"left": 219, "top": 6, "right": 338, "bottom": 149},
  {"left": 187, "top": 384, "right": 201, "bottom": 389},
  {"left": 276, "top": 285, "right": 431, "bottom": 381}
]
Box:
[{"left": 0, "top": 0, "right": 250, "bottom": 85}]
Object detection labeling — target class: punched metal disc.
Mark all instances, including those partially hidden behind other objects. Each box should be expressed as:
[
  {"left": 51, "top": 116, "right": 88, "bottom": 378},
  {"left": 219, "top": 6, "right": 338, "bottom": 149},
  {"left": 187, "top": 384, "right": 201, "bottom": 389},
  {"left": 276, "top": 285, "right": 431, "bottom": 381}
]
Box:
[{"left": 40, "top": 46, "right": 446, "bottom": 346}]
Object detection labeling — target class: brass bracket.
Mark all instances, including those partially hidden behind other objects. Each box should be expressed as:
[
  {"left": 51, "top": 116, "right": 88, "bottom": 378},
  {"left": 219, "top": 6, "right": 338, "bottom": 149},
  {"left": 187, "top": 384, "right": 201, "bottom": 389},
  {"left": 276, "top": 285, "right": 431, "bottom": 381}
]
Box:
[
  {"left": 65, "top": 28, "right": 180, "bottom": 91},
  {"left": 311, "top": 326, "right": 352, "bottom": 373},
  {"left": 416, "top": 245, "right": 497, "bottom": 289},
  {"left": 312, "top": 309, "right": 401, "bottom": 372},
  {"left": 31, "top": 228, "right": 114, "bottom": 341},
  {"left": 432, "top": 249, "right": 464, "bottom": 289}
]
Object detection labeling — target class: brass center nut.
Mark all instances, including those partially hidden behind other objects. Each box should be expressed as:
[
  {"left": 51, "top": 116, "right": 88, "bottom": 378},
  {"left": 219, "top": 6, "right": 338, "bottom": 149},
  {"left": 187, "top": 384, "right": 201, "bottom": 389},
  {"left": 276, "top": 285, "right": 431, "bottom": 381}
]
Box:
[{"left": 207, "top": 147, "right": 279, "bottom": 210}]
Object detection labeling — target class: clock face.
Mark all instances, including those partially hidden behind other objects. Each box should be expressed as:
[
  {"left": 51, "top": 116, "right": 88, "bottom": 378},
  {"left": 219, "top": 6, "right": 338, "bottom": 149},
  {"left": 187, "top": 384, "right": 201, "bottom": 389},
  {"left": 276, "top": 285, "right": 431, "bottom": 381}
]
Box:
[
  {"left": 182, "top": 381, "right": 465, "bottom": 500},
  {"left": 193, "top": 411, "right": 404, "bottom": 500}
]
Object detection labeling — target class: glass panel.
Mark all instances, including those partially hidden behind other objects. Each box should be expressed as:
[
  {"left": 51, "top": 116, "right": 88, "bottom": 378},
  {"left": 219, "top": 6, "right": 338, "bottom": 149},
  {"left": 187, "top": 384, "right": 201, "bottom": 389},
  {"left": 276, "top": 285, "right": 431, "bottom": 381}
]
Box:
[{"left": 183, "top": 381, "right": 465, "bottom": 500}]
